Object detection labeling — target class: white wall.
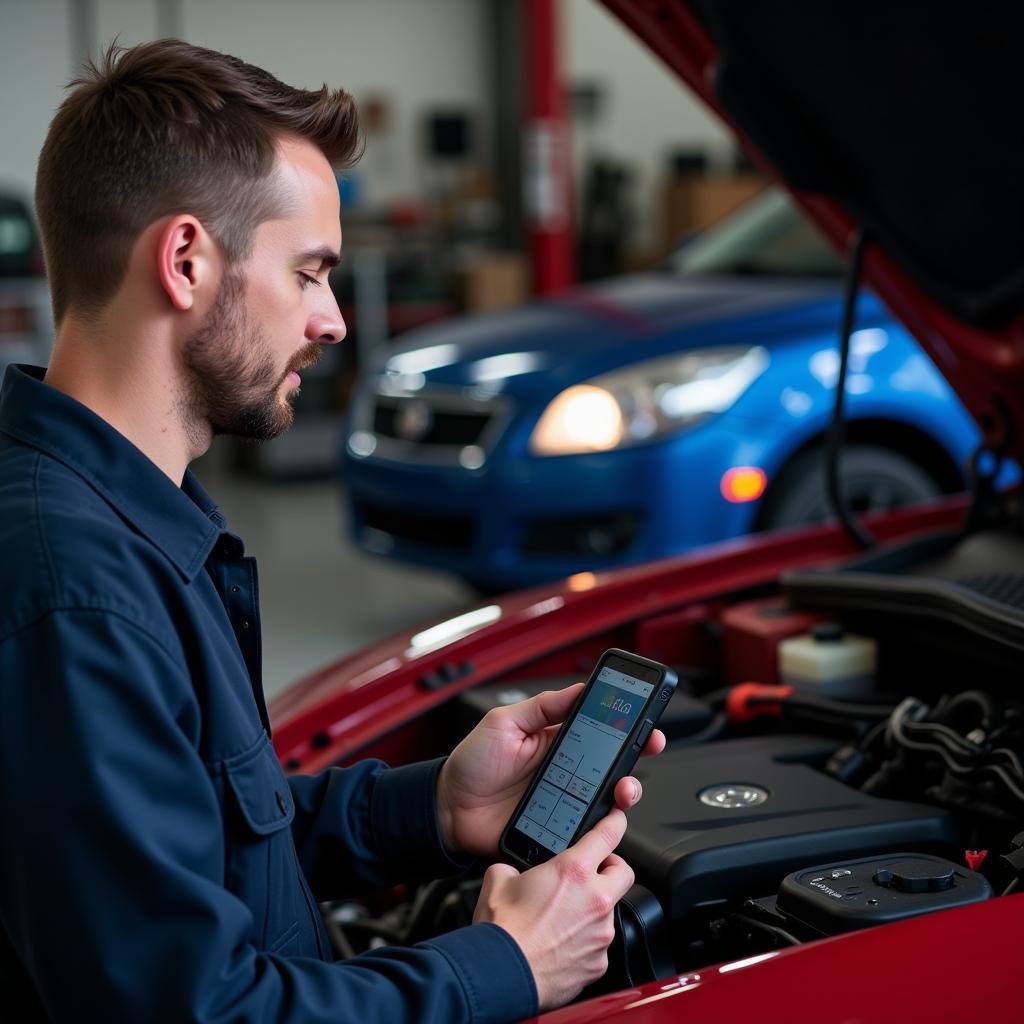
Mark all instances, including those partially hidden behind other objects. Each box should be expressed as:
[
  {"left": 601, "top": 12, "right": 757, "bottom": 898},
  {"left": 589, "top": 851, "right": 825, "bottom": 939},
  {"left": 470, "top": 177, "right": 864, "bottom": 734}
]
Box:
[
  {"left": 0, "top": 0, "right": 727, "bottom": 251},
  {"left": 95, "top": 0, "right": 161, "bottom": 47},
  {"left": 0, "top": 1, "right": 73, "bottom": 204},
  {"left": 0, "top": 0, "right": 489, "bottom": 209},
  {"left": 179, "top": 0, "right": 489, "bottom": 207}
]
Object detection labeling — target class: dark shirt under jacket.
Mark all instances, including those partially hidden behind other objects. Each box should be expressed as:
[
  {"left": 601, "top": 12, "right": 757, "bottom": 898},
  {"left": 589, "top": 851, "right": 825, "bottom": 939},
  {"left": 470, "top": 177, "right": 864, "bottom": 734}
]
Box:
[{"left": 0, "top": 365, "right": 537, "bottom": 1024}]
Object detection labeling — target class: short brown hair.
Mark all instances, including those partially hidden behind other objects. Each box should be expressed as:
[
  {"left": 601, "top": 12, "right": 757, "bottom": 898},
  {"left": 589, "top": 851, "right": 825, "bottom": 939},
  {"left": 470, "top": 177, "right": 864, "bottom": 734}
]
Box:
[{"left": 36, "top": 39, "right": 360, "bottom": 324}]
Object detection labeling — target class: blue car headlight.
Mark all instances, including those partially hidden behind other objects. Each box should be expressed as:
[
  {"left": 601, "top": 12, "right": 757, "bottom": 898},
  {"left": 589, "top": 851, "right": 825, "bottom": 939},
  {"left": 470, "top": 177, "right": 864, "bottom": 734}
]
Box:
[{"left": 529, "top": 345, "right": 770, "bottom": 456}]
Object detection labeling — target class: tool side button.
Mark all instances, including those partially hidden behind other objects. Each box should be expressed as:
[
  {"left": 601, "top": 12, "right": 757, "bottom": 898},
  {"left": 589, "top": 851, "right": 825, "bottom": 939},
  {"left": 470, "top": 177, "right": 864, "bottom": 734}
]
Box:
[{"left": 633, "top": 719, "right": 655, "bottom": 750}]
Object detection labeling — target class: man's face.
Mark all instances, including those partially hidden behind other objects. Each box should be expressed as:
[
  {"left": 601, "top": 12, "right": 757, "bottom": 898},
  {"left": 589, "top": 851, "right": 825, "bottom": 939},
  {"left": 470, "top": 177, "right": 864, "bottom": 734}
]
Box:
[{"left": 181, "top": 137, "right": 345, "bottom": 441}]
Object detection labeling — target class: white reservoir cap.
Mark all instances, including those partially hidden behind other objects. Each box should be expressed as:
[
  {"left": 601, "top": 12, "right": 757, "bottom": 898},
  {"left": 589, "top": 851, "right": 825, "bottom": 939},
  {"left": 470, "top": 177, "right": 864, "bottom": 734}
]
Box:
[{"left": 778, "top": 623, "right": 877, "bottom": 698}]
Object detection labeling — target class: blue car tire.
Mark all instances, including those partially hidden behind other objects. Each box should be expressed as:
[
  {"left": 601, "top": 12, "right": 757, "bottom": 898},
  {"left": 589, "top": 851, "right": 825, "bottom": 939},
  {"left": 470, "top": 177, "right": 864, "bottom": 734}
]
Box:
[{"left": 759, "top": 444, "right": 943, "bottom": 529}]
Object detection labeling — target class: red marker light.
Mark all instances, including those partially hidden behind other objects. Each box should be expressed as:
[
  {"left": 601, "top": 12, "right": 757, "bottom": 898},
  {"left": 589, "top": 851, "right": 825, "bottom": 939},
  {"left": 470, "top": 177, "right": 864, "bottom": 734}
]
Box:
[
  {"left": 721, "top": 466, "right": 767, "bottom": 503},
  {"left": 965, "top": 850, "right": 988, "bottom": 872}
]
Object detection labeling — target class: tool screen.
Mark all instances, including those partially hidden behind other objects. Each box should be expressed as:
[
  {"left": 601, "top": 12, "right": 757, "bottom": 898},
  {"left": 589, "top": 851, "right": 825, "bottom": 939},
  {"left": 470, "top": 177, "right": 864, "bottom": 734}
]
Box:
[{"left": 512, "top": 665, "right": 653, "bottom": 854}]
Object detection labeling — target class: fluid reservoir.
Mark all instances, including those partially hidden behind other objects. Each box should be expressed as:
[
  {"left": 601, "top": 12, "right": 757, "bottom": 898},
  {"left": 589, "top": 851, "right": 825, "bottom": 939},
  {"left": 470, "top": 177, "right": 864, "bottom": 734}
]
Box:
[{"left": 778, "top": 622, "right": 877, "bottom": 698}]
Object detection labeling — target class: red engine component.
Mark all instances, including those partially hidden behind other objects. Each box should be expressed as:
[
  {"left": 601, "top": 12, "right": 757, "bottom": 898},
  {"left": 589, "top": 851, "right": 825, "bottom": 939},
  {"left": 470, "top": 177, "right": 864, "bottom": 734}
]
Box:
[{"left": 721, "top": 597, "right": 821, "bottom": 686}]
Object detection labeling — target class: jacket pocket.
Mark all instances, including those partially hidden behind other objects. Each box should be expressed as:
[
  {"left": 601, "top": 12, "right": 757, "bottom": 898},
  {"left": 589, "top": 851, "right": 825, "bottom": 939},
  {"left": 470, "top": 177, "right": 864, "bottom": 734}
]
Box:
[{"left": 222, "top": 732, "right": 299, "bottom": 951}]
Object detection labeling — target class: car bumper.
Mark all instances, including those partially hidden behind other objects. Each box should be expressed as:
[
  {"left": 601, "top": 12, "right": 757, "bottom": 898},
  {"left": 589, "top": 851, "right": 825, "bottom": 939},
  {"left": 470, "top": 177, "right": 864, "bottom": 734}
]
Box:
[{"left": 344, "top": 422, "right": 766, "bottom": 589}]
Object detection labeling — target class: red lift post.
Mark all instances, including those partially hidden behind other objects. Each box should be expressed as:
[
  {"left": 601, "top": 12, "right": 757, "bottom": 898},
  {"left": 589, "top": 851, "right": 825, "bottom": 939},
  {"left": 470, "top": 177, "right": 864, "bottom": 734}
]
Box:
[{"left": 523, "top": 0, "right": 576, "bottom": 294}]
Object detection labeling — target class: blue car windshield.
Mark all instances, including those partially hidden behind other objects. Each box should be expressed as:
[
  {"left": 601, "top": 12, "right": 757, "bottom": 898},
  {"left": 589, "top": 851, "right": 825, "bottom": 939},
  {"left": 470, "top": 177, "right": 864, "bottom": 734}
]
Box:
[{"left": 669, "top": 188, "right": 843, "bottom": 279}]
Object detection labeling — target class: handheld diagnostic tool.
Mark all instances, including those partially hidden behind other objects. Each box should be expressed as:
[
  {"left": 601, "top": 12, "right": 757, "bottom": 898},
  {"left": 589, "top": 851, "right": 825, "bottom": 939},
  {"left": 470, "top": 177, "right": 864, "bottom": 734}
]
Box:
[{"left": 500, "top": 649, "right": 677, "bottom": 869}]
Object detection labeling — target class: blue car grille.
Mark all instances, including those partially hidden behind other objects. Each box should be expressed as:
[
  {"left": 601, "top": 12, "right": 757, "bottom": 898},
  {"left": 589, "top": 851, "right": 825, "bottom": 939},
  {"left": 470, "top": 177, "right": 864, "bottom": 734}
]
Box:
[
  {"left": 521, "top": 512, "right": 643, "bottom": 558},
  {"left": 372, "top": 400, "right": 491, "bottom": 446},
  {"left": 350, "top": 385, "right": 512, "bottom": 467},
  {"left": 358, "top": 501, "right": 475, "bottom": 553}
]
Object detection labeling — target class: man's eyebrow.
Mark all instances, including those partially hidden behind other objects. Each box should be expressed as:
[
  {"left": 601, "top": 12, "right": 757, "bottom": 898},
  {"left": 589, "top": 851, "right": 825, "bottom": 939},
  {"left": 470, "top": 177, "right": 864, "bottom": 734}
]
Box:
[{"left": 295, "top": 246, "right": 341, "bottom": 270}]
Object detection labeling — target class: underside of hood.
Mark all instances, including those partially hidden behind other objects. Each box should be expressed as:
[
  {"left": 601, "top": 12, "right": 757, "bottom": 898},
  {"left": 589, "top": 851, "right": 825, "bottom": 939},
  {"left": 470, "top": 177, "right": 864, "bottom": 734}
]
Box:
[{"left": 602, "top": 0, "right": 1024, "bottom": 464}]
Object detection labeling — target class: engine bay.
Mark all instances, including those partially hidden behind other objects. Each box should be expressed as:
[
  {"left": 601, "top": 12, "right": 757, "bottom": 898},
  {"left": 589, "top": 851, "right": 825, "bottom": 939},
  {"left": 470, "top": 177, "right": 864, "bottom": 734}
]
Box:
[{"left": 318, "top": 524, "right": 1024, "bottom": 987}]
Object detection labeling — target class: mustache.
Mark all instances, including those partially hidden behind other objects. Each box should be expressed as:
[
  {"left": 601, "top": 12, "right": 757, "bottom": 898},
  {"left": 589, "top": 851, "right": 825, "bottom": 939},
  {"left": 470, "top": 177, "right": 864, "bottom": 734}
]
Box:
[{"left": 285, "top": 344, "right": 323, "bottom": 377}]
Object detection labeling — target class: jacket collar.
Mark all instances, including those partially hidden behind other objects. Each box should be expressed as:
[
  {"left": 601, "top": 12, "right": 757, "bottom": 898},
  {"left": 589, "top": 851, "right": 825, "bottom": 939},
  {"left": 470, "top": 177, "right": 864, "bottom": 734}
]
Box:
[{"left": 0, "top": 364, "right": 228, "bottom": 581}]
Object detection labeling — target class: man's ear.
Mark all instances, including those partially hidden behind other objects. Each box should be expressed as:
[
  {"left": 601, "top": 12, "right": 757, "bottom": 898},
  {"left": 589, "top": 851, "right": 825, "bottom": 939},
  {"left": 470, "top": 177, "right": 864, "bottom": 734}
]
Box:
[{"left": 156, "top": 215, "right": 219, "bottom": 312}]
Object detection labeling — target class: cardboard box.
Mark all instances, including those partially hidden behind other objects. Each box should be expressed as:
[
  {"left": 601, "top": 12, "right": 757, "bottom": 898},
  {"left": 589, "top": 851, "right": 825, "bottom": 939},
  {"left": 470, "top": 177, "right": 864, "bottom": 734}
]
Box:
[
  {"left": 456, "top": 251, "right": 528, "bottom": 313},
  {"left": 662, "top": 172, "right": 768, "bottom": 249}
]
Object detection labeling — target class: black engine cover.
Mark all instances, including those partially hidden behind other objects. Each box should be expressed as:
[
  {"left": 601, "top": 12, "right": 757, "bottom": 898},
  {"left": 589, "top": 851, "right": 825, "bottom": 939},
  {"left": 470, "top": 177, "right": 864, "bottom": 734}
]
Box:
[{"left": 623, "top": 734, "right": 956, "bottom": 920}]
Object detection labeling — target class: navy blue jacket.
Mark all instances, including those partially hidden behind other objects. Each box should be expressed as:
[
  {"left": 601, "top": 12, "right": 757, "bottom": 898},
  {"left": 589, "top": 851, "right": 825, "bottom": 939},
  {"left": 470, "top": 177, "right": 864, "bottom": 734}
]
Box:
[{"left": 0, "top": 365, "right": 537, "bottom": 1023}]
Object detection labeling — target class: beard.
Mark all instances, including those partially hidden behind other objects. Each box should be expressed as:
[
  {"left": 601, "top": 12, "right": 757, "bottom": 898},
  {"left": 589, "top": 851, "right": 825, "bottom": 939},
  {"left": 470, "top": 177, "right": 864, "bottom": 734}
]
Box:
[{"left": 180, "top": 270, "right": 320, "bottom": 445}]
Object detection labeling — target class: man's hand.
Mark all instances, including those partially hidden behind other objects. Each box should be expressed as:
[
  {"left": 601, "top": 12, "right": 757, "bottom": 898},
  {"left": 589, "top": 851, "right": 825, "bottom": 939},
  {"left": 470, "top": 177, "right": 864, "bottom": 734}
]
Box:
[
  {"left": 436, "top": 684, "right": 665, "bottom": 858},
  {"left": 474, "top": 807, "right": 634, "bottom": 1010}
]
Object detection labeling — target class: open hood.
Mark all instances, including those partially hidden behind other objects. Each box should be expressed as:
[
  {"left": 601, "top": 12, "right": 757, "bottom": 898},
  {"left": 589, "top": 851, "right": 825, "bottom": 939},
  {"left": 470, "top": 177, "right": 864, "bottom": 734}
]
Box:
[{"left": 602, "top": 0, "right": 1024, "bottom": 465}]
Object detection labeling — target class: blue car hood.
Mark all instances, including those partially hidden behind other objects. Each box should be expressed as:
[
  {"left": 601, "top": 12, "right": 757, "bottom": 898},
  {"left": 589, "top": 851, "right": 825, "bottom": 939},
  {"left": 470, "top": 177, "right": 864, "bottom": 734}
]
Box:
[{"left": 375, "top": 274, "right": 841, "bottom": 396}]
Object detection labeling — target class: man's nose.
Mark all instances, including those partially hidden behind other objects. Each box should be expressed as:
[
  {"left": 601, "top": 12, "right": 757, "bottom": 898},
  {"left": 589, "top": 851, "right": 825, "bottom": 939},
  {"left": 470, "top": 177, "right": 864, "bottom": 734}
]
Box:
[{"left": 307, "top": 300, "right": 347, "bottom": 345}]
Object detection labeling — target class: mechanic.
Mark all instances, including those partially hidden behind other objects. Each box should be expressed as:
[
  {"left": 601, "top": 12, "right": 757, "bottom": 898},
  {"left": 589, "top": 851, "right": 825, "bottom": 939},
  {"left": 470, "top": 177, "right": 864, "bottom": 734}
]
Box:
[{"left": 0, "top": 39, "right": 665, "bottom": 1024}]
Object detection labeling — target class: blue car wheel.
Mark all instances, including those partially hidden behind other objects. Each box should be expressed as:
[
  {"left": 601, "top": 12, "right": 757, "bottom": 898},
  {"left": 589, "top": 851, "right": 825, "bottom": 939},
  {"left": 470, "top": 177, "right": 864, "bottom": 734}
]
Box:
[{"left": 758, "top": 444, "right": 943, "bottom": 529}]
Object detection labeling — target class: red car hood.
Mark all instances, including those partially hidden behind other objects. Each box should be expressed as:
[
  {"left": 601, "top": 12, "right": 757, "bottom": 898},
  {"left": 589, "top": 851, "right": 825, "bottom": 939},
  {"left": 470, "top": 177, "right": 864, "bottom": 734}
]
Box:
[
  {"left": 602, "top": 0, "right": 1024, "bottom": 465},
  {"left": 540, "top": 890, "right": 1020, "bottom": 1024}
]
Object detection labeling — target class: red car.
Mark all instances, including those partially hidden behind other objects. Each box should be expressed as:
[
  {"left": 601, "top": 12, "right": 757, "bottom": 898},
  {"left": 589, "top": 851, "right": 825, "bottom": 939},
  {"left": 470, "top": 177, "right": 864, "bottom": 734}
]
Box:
[{"left": 270, "top": 4, "right": 1022, "bottom": 1021}]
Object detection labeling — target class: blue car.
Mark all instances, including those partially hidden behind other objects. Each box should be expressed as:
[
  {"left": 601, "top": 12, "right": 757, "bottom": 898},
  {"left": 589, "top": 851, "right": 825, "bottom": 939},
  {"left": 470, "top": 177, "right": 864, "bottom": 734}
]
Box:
[{"left": 342, "top": 189, "right": 996, "bottom": 591}]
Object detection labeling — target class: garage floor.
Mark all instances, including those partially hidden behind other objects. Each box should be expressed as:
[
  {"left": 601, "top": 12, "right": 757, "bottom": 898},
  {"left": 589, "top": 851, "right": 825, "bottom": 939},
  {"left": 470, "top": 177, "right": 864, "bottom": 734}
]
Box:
[{"left": 194, "top": 440, "right": 471, "bottom": 700}]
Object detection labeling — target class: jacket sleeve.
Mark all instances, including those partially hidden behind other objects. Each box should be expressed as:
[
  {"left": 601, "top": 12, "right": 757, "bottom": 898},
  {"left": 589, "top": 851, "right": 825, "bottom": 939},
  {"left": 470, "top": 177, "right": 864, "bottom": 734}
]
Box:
[
  {"left": 286, "top": 758, "right": 473, "bottom": 899},
  {"left": 0, "top": 609, "right": 538, "bottom": 1024}
]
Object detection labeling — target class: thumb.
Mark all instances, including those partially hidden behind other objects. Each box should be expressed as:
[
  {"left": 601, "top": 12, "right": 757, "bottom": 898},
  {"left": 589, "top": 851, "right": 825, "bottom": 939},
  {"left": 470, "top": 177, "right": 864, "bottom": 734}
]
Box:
[
  {"left": 501, "top": 683, "right": 584, "bottom": 736},
  {"left": 482, "top": 861, "right": 520, "bottom": 888},
  {"left": 476, "top": 861, "right": 520, "bottom": 922}
]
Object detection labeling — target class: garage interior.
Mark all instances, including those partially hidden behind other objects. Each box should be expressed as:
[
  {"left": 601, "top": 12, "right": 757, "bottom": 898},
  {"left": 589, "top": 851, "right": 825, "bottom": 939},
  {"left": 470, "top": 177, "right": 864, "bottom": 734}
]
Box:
[
  {"left": 3, "top": 0, "right": 761, "bottom": 696},
  {"left": 4, "top": 1, "right": 1023, "bottom": 1017}
]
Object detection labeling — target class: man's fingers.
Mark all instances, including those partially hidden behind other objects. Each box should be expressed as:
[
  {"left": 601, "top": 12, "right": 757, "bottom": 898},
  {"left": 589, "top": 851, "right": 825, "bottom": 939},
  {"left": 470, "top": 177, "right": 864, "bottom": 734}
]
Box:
[
  {"left": 613, "top": 775, "right": 642, "bottom": 810},
  {"left": 596, "top": 853, "right": 635, "bottom": 898},
  {"left": 501, "top": 683, "right": 584, "bottom": 736},
  {"left": 640, "top": 728, "right": 666, "bottom": 757},
  {"left": 483, "top": 862, "right": 519, "bottom": 888},
  {"left": 569, "top": 807, "right": 627, "bottom": 872},
  {"left": 475, "top": 862, "right": 519, "bottom": 923}
]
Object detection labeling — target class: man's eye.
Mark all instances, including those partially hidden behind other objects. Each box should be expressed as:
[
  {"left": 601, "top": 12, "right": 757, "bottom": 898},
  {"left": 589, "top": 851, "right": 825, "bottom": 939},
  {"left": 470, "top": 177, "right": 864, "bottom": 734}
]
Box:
[{"left": 298, "top": 273, "right": 321, "bottom": 290}]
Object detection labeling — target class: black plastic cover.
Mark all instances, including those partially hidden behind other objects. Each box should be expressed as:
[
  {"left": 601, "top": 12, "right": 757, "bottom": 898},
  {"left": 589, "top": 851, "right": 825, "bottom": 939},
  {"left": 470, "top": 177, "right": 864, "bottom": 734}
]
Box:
[
  {"left": 622, "top": 735, "right": 955, "bottom": 920},
  {"left": 775, "top": 853, "right": 991, "bottom": 936},
  {"left": 784, "top": 526, "right": 1024, "bottom": 657}
]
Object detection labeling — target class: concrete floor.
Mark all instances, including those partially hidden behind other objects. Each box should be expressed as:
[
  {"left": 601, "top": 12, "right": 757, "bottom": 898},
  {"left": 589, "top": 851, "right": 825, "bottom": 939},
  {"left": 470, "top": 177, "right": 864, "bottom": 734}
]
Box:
[{"left": 194, "top": 439, "right": 472, "bottom": 700}]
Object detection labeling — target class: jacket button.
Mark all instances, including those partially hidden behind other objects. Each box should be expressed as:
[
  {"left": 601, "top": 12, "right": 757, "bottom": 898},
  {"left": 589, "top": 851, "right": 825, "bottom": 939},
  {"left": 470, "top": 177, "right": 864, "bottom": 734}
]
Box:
[
  {"left": 241, "top": 619, "right": 250, "bottom": 629},
  {"left": 231, "top": 585, "right": 240, "bottom": 594},
  {"left": 276, "top": 791, "right": 288, "bottom": 814}
]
